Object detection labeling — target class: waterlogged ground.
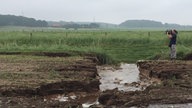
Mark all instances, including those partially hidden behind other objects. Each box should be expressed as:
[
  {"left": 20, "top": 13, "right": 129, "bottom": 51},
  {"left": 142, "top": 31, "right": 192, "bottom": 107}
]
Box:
[
  {"left": 0, "top": 54, "right": 100, "bottom": 107},
  {"left": 47, "top": 63, "right": 142, "bottom": 107},
  {"left": 0, "top": 54, "right": 192, "bottom": 107},
  {"left": 97, "top": 60, "right": 192, "bottom": 107}
]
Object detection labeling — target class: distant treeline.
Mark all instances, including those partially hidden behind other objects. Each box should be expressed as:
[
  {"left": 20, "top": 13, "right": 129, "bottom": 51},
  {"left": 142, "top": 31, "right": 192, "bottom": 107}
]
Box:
[
  {"left": 62, "top": 23, "right": 99, "bottom": 29},
  {"left": 0, "top": 15, "right": 48, "bottom": 27},
  {"left": 49, "top": 20, "right": 192, "bottom": 29},
  {"left": 119, "top": 20, "right": 192, "bottom": 29},
  {"left": 1, "top": 14, "right": 192, "bottom": 29}
]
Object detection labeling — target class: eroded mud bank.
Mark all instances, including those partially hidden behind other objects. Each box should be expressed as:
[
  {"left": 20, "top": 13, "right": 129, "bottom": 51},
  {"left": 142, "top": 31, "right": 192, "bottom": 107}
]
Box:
[
  {"left": 0, "top": 54, "right": 100, "bottom": 107},
  {"left": 1, "top": 53, "right": 192, "bottom": 107},
  {"left": 97, "top": 60, "right": 192, "bottom": 107}
]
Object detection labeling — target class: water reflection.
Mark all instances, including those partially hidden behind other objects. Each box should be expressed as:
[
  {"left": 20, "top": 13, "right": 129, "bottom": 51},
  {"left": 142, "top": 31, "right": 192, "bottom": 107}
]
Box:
[
  {"left": 52, "top": 92, "right": 99, "bottom": 104},
  {"left": 98, "top": 63, "right": 140, "bottom": 91},
  {"left": 46, "top": 63, "right": 145, "bottom": 107}
]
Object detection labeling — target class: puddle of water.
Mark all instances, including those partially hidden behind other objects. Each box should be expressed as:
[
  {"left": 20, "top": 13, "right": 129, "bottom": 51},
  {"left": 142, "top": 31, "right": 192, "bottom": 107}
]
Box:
[
  {"left": 82, "top": 101, "right": 99, "bottom": 108},
  {"left": 57, "top": 96, "right": 69, "bottom": 102},
  {"left": 53, "top": 94, "right": 77, "bottom": 102},
  {"left": 148, "top": 103, "right": 192, "bottom": 108},
  {"left": 46, "top": 91, "right": 99, "bottom": 107},
  {"left": 98, "top": 63, "right": 141, "bottom": 91}
]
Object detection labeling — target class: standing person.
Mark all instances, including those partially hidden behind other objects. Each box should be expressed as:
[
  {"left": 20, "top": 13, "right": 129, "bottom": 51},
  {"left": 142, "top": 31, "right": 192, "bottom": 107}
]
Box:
[{"left": 166, "top": 29, "right": 178, "bottom": 60}]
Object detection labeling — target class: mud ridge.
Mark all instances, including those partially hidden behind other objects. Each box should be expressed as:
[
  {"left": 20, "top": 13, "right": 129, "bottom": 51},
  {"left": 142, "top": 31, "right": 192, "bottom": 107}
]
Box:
[
  {"left": 0, "top": 52, "right": 71, "bottom": 57},
  {"left": 0, "top": 55, "right": 100, "bottom": 97},
  {"left": 0, "top": 80, "right": 100, "bottom": 97}
]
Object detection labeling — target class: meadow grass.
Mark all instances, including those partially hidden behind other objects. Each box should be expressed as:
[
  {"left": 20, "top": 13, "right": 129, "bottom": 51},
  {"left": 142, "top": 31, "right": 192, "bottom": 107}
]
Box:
[{"left": 0, "top": 29, "right": 192, "bottom": 64}]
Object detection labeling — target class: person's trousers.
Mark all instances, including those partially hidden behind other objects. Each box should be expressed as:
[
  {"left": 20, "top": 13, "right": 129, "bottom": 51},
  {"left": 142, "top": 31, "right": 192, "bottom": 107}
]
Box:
[{"left": 170, "top": 44, "right": 176, "bottom": 59}]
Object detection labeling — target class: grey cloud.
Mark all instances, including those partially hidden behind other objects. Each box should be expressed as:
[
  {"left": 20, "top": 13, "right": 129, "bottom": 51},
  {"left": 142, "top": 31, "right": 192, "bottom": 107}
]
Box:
[{"left": 0, "top": 0, "right": 191, "bottom": 25}]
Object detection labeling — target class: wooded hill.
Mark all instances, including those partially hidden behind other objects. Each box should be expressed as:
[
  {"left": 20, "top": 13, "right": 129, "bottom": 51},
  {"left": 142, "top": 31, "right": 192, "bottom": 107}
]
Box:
[
  {"left": 0, "top": 14, "right": 192, "bottom": 29},
  {"left": 0, "top": 15, "right": 48, "bottom": 27},
  {"left": 49, "top": 20, "right": 192, "bottom": 29},
  {"left": 119, "top": 20, "right": 192, "bottom": 29}
]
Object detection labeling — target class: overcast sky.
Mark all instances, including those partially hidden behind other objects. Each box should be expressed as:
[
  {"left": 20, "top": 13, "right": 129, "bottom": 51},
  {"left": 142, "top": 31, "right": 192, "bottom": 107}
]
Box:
[{"left": 0, "top": 0, "right": 191, "bottom": 25}]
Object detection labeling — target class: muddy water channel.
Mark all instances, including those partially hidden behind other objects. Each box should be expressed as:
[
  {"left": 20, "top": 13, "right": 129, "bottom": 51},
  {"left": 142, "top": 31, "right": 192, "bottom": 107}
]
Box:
[
  {"left": 98, "top": 63, "right": 141, "bottom": 91},
  {"left": 49, "top": 63, "right": 142, "bottom": 107},
  {"left": 48, "top": 62, "right": 192, "bottom": 107}
]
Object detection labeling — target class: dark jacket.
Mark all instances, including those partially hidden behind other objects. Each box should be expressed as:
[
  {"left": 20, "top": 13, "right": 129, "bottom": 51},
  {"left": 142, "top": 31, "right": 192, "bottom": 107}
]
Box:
[{"left": 169, "top": 33, "right": 177, "bottom": 47}]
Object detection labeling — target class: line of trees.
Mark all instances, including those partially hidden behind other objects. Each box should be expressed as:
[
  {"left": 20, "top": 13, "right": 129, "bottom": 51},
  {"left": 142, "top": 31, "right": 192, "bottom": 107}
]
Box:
[
  {"left": 0, "top": 15, "right": 48, "bottom": 27},
  {"left": 63, "top": 23, "right": 100, "bottom": 29},
  {"left": 119, "top": 20, "right": 192, "bottom": 29}
]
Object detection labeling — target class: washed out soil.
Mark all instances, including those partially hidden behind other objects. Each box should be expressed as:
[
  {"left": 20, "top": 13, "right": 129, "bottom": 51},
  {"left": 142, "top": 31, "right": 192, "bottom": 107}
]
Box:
[
  {"left": 0, "top": 53, "right": 100, "bottom": 107},
  {"left": 1, "top": 53, "right": 192, "bottom": 108},
  {"left": 96, "top": 60, "right": 192, "bottom": 107}
]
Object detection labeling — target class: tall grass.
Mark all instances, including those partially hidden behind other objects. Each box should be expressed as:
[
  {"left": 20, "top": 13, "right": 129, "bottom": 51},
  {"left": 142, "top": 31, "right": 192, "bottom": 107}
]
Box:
[{"left": 0, "top": 29, "right": 192, "bottom": 63}]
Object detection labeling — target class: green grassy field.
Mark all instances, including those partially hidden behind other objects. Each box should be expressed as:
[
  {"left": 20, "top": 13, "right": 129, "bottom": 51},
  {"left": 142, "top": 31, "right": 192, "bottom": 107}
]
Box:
[{"left": 0, "top": 28, "right": 192, "bottom": 63}]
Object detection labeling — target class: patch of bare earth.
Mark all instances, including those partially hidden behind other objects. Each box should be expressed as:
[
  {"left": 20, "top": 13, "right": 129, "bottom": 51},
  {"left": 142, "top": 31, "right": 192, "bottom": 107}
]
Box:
[
  {"left": 96, "top": 60, "right": 192, "bottom": 107},
  {"left": 0, "top": 54, "right": 100, "bottom": 107}
]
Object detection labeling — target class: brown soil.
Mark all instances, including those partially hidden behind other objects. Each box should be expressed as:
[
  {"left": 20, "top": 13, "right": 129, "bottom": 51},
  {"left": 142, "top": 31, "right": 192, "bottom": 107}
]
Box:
[
  {"left": 96, "top": 60, "right": 192, "bottom": 107},
  {"left": 183, "top": 53, "right": 192, "bottom": 60},
  {"left": 0, "top": 54, "right": 100, "bottom": 107},
  {"left": 1, "top": 53, "right": 192, "bottom": 108}
]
